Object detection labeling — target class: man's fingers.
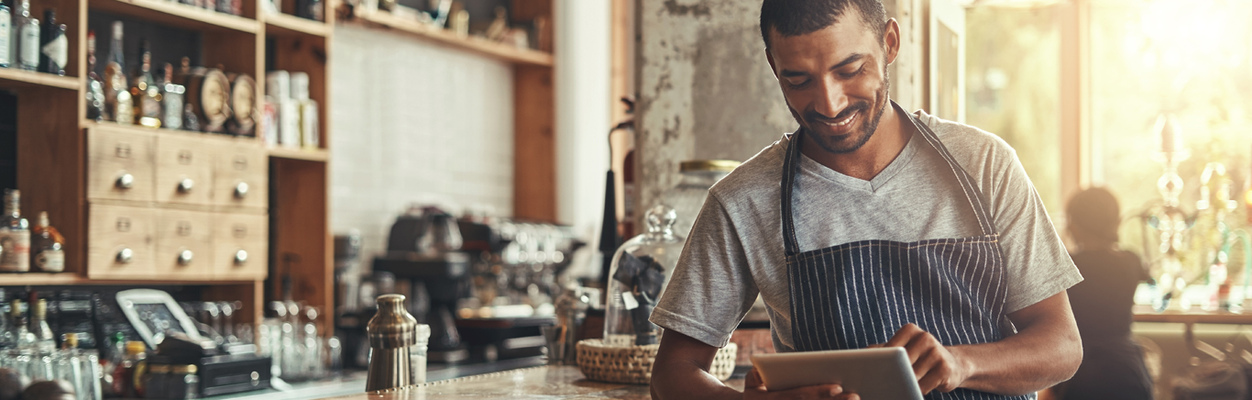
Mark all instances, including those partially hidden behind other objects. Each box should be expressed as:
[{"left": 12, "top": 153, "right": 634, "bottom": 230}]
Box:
[
  {"left": 882, "top": 323, "right": 922, "bottom": 348},
  {"left": 745, "top": 367, "right": 764, "bottom": 389}
]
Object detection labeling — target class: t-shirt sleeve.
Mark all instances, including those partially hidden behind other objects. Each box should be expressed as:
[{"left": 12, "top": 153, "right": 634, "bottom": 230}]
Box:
[
  {"left": 988, "top": 144, "right": 1084, "bottom": 313},
  {"left": 650, "top": 192, "right": 760, "bottom": 348}
]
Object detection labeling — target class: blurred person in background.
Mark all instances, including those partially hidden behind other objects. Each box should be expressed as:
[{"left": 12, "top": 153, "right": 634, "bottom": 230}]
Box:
[{"left": 1055, "top": 187, "right": 1153, "bottom": 399}]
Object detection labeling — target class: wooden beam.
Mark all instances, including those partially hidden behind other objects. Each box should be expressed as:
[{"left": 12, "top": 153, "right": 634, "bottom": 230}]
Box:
[{"left": 1059, "top": 0, "right": 1091, "bottom": 198}]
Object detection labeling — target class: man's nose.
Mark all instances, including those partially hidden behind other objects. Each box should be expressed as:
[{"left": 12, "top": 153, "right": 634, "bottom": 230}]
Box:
[{"left": 813, "top": 79, "right": 849, "bottom": 118}]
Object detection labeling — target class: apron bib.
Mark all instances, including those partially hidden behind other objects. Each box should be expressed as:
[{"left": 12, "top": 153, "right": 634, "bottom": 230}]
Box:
[{"left": 781, "top": 102, "right": 1032, "bottom": 400}]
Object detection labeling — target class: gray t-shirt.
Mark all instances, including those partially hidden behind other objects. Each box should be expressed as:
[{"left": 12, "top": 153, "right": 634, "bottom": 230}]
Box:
[{"left": 650, "top": 109, "right": 1083, "bottom": 352}]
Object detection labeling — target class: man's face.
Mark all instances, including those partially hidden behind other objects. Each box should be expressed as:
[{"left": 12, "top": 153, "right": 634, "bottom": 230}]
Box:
[{"left": 766, "top": 15, "right": 896, "bottom": 155}]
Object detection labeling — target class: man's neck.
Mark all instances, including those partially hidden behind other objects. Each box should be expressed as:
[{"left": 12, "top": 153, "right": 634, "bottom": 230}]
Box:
[{"left": 802, "top": 103, "right": 912, "bottom": 181}]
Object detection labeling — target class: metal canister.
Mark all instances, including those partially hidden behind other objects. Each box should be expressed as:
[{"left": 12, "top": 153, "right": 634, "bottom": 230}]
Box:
[{"left": 365, "top": 294, "right": 418, "bottom": 392}]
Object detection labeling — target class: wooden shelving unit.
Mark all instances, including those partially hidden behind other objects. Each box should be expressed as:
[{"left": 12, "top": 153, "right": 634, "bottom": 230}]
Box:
[
  {"left": 0, "top": 69, "right": 81, "bottom": 91},
  {"left": 6, "top": 0, "right": 333, "bottom": 334},
  {"left": 89, "top": 0, "right": 259, "bottom": 33},
  {"left": 264, "top": 12, "right": 330, "bottom": 37},
  {"left": 350, "top": 9, "right": 553, "bottom": 67}
]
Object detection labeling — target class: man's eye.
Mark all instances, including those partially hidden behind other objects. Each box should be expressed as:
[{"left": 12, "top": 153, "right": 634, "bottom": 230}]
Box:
[
  {"left": 787, "top": 79, "right": 811, "bottom": 88},
  {"left": 839, "top": 66, "right": 865, "bottom": 79}
]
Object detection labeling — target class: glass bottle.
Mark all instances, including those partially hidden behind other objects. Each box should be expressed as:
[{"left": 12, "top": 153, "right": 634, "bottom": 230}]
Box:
[
  {"left": 111, "top": 341, "right": 146, "bottom": 398},
  {"left": 32, "top": 212, "right": 64, "bottom": 273},
  {"left": 55, "top": 333, "right": 85, "bottom": 400},
  {"left": 85, "top": 30, "right": 105, "bottom": 121},
  {"left": 38, "top": 9, "right": 65, "bottom": 75},
  {"left": 14, "top": 0, "right": 38, "bottom": 71},
  {"left": 0, "top": 3, "right": 11, "bottom": 68},
  {"left": 62, "top": 333, "right": 102, "bottom": 400},
  {"left": 0, "top": 289, "right": 11, "bottom": 349},
  {"left": 30, "top": 299, "right": 55, "bottom": 352},
  {"left": 161, "top": 63, "right": 185, "bottom": 130},
  {"left": 131, "top": 39, "right": 161, "bottom": 128},
  {"left": 602, "top": 205, "right": 685, "bottom": 346},
  {"left": 104, "top": 21, "right": 133, "bottom": 124},
  {"left": 0, "top": 188, "right": 30, "bottom": 273},
  {"left": 11, "top": 300, "right": 36, "bottom": 349}
]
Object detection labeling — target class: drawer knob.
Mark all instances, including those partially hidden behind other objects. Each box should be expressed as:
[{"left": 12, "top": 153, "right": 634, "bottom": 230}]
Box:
[
  {"left": 178, "top": 249, "right": 194, "bottom": 266},
  {"left": 116, "top": 173, "right": 134, "bottom": 189},
  {"left": 116, "top": 248, "right": 134, "bottom": 264},
  {"left": 178, "top": 178, "right": 195, "bottom": 193},
  {"left": 234, "top": 249, "right": 248, "bottom": 265},
  {"left": 234, "top": 182, "right": 249, "bottom": 199}
]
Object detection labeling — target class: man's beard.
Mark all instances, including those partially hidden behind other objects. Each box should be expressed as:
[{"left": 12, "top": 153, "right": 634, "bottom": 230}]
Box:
[{"left": 798, "top": 73, "right": 890, "bottom": 155}]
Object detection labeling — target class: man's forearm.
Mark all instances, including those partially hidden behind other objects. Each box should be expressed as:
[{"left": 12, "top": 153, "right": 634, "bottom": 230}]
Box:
[
  {"left": 950, "top": 306, "right": 1082, "bottom": 395},
  {"left": 650, "top": 358, "right": 743, "bottom": 400}
]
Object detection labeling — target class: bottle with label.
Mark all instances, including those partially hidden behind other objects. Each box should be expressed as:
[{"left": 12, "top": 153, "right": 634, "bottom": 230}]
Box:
[
  {"left": 15, "top": 0, "right": 39, "bottom": 71},
  {"left": 161, "top": 63, "right": 185, "bottom": 130},
  {"left": 30, "top": 298, "right": 54, "bottom": 352},
  {"left": 38, "top": 9, "right": 66, "bottom": 75},
  {"left": 32, "top": 211, "right": 64, "bottom": 273},
  {"left": 0, "top": 3, "right": 11, "bottom": 68},
  {"left": 0, "top": 188, "right": 30, "bottom": 272},
  {"left": 131, "top": 39, "right": 161, "bottom": 128},
  {"left": 86, "top": 30, "right": 105, "bottom": 121},
  {"left": 111, "top": 341, "right": 146, "bottom": 398},
  {"left": 104, "top": 21, "right": 133, "bottom": 124}
]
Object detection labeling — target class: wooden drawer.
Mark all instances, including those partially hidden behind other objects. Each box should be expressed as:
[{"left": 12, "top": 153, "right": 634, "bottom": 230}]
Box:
[
  {"left": 213, "top": 145, "right": 268, "bottom": 210},
  {"left": 87, "top": 204, "right": 155, "bottom": 279},
  {"left": 213, "top": 212, "right": 268, "bottom": 280},
  {"left": 87, "top": 128, "right": 155, "bottom": 203},
  {"left": 155, "top": 135, "right": 213, "bottom": 206},
  {"left": 155, "top": 208, "right": 214, "bottom": 279}
]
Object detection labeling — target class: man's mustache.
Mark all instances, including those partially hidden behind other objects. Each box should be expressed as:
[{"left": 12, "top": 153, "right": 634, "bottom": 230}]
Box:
[{"left": 805, "top": 101, "right": 870, "bottom": 125}]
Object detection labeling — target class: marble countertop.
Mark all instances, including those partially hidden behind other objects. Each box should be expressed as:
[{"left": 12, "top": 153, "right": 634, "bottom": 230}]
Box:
[{"left": 325, "top": 365, "right": 747, "bottom": 400}]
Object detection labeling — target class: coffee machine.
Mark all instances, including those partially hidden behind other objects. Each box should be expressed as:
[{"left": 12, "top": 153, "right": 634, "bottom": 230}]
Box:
[{"left": 372, "top": 206, "right": 472, "bottom": 363}]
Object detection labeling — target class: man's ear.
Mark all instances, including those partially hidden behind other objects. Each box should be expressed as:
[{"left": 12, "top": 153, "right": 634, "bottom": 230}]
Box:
[{"left": 883, "top": 18, "right": 901, "bottom": 65}]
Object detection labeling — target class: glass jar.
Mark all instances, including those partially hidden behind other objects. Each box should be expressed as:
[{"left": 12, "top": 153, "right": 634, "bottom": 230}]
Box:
[
  {"left": 660, "top": 160, "right": 739, "bottom": 239},
  {"left": 603, "top": 205, "right": 685, "bottom": 347}
]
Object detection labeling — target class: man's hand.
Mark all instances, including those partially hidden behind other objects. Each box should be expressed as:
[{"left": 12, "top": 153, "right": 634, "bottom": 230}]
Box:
[
  {"left": 879, "top": 323, "right": 970, "bottom": 394},
  {"left": 743, "top": 367, "right": 858, "bottom": 400}
]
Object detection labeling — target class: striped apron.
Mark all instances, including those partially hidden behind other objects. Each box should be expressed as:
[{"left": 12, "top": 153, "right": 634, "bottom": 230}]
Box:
[{"left": 781, "top": 105, "right": 1033, "bottom": 400}]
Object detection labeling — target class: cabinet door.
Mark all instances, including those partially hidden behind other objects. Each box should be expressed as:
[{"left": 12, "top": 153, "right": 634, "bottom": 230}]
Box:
[
  {"left": 86, "top": 128, "right": 156, "bottom": 203},
  {"left": 214, "top": 212, "right": 268, "bottom": 280},
  {"left": 154, "top": 208, "right": 215, "bottom": 280},
  {"left": 155, "top": 135, "right": 214, "bottom": 206},
  {"left": 927, "top": 0, "right": 966, "bottom": 122},
  {"left": 87, "top": 204, "right": 155, "bottom": 279},
  {"left": 213, "top": 144, "right": 268, "bottom": 210}
]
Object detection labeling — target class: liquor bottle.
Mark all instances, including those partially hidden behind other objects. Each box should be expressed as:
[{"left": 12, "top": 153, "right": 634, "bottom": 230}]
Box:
[
  {"left": 32, "top": 212, "right": 63, "bottom": 273},
  {"left": 86, "top": 30, "right": 105, "bottom": 121},
  {"left": 14, "top": 0, "right": 38, "bottom": 71},
  {"left": 104, "top": 21, "right": 133, "bottom": 124},
  {"left": 0, "top": 3, "right": 11, "bottom": 68},
  {"left": 161, "top": 63, "right": 185, "bottom": 130},
  {"left": 37, "top": 9, "right": 65, "bottom": 75},
  {"left": 30, "top": 298, "right": 54, "bottom": 352},
  {"left": 10, "top": 300, "right": 36, "bottom": 349},
  {"left": 0, "top": 188, "right": 30, "bottom": 272},
  {"left": 131, "top": 39, "right": 161, "bottom": 128}
]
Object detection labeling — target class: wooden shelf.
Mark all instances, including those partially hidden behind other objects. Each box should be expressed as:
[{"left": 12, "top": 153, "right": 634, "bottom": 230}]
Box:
[
  {"left": 268, "top": 146, "right": 329, "bottom": 161},
  {"left": 0, "top": 68, "right": 80, "bottom": 90},
  {"left": 264, "top": 12, "right": 330, "bottom": 38},
  {"left": 82, "top": 120, "right": 264, "bottom": 145},
  {"left": 0, "top": 273, "right": 259, "bottom": 286},
  {"left": 351, "top": 11, "right": 553, "bottom": 67},
  {"left": 89, "top": 0, "right": 258, "bottom": 33}
]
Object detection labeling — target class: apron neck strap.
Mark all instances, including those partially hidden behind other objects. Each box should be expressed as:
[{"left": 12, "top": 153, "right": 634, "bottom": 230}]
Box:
[{"left": 781, "top": 101, "right": 997, "bottom": 256}]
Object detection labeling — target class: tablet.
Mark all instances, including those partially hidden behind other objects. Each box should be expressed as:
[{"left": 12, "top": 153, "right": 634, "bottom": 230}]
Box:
[
  {"left": 750, "top": 347, "right": 924, "bottom": 399},
  {"left": 116, "top": 289, "right": 207, "bottom": 349}
]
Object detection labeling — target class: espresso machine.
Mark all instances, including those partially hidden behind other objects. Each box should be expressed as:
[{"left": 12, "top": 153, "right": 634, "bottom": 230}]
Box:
[{"left": 373, "top": 206, "right": 472, "bottom": 363}]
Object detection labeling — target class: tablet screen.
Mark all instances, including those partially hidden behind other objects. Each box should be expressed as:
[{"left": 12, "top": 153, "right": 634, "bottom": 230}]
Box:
[{"left": 751, "top": 347, "right": 924, "bottom": 399}]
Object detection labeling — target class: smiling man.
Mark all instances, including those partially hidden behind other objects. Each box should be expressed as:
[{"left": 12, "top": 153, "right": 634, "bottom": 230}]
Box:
[{"left": 648, "top": 1, "right": 1084, "bottom": 399}]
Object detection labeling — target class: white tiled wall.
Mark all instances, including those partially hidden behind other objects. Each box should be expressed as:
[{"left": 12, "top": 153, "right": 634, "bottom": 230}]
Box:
[{"left": 330, "top": 25, "right": 515, "bottom": 259}]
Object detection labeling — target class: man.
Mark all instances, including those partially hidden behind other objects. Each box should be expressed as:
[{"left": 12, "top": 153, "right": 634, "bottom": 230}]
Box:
[{"left": 648, "top": 1, "right": 1084, "bottom": 399}]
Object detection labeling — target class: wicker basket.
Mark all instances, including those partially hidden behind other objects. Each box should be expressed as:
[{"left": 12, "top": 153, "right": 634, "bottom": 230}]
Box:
[{"left": 575, "top": 338, "right": 738, "bottom": 385}]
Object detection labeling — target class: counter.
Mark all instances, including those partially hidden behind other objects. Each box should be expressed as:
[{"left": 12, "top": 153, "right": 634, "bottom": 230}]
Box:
[{"left": 323, "top": 365, "right": 747, "bottom": 400}]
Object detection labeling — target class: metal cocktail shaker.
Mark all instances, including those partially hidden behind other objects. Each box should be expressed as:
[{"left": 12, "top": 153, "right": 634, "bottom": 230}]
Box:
[{"left": 365, "top": 294, "right": 418, "bottom": 392}]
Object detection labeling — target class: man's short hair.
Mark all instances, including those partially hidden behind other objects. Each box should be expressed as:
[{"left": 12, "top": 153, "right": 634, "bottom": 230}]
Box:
[{"left": 760, "top": 0, "right": 887, "bottom": 48}]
